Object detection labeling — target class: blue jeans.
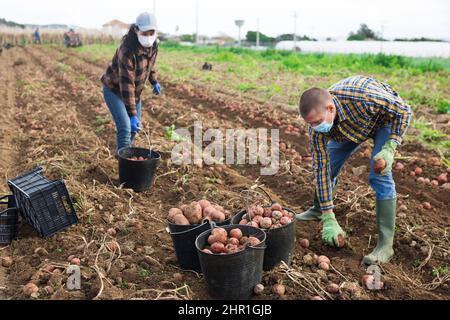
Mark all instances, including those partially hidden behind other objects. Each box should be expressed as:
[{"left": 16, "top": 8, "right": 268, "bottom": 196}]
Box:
[
  {"left": 328, "top": 125, "right": 396, "bottom": 200},
  {"left": 102, "top": 85, "right": 142, "bottom": 153}
]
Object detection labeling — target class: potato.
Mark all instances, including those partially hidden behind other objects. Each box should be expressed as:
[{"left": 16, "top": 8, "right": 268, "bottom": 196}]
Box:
[
  {"left": 239, "top": 219, "right": 248, "bottom": 225},
  {"left": 271, "top": 203, "right": 283, "bottom": 211},
  {"left": 263, "top": 207, "right": 272, "bottom": 217},
  {"left": 198, "top": 199, "right": 212, "bottom": 210},
  {"left": 107, "top": 228, "right": 117, "bottom": 237},
  {"left": 327, "top": 283, "right": 340, "bottom": 294},
  {"left": 173, "top": 273, "right": 184, "bottom": 282},
  {"left": 202, "top": 248, "right": 213, "bottom": 254},
  {"left": 211, "top": 210, "right": 225, "bottom": 222},
  {"left": 208, "top": 234, "right": 218, "bottom": 245},
  {"left": 168, "top": 208, "right": 183, "bottom": 222},
  {"left": 183, "top": 202, "right": 203, "bottom": 224},
  {"left": 248, "top": 221, "right": 259, "bottom": 228},
  {"left": 422, "top": 202, "right": 432, "bottom": 210},
  {"left": 212, "top": 204, "right": 225, "bottom": 213},
  {"left": 203, "top": 206, "right": 217, "bottom": 218},
  {"left": 227, "top": 237, "right": 240, "bottom": 246},
  {"left": 239, "top": 236, "right": 249, "bottom": 245},
  {"left": 248, "top": 236, "right": 261, "bottom": 246},
  {"left": 280, "top": 216, "right": 291, "bottom": 225},
  {"left": 224, "top": 244, "right": 239, "bottom": 254},
  {"left": 229, "top": 228, "right": 243, "bottom": 239},
  {"left": 271, "top": 210, "right": 283, "bottom": 219},
  {"left": 23, "top": 283, "right": 39, "bottom": 296},
  {"left": 71, "top": 258, "right": 81, "bottom": 265},
  {"left": 211, "top": 227, "right": 227, "bottom": 237},
  {"left": 303, "top": 254, "right": 314, "bottom": 266},
  {"left": 299, "top": 238, "right": 310, "bottom": 248},
  {"left": 252, "top": 215, "right": 263, "bottom": 224},
  {"left": 319, "top": 262, "right": 330, "bottom": 271},
  {"left": 254, "top": 205, "right": 264, "bottom": 216},
  {"left": 394, "top": 162, "right": 404, "bottom": 171},
  {"left": 437, "top": 173, "right": 448, "bottom": 184},
  {"left": 211, "top": 242, "right": 225, "bottom": 254},
  {"left": 417, "top": 177, "right": 425, "bottom": 184},
  {"left": 318, "top": 255, "right": 331, "bottom": 265},
  {"left": 312, "top": 254, "right": 319, "bottom": 264},
  {"left": 431, "top": 180, "right": 439, "bottom": 187},
  {"left": 374, "top": 159, "right": 386, "bottom": 174},
  {"left": 272, "top": 284, "right": 285, "bottom": 296},
  {"left": 310, "top": 296, "right": 323, "bottom": 300},
  {"left": 361, "top": 275, "right": 384, "bottom": 290},
  {"left": 173, "top": 214, "right": 190, "bottom": 225},
  {"left": 260, "top": 217, "right": 273, "bottom": 229},
  {"left": 254, "top": 284, "right": 264, "bottom": 295},
  {"left": 414, "top": 167, "right": 423, "bottom": 175},
  {"left": 1, "top": 257, "right": 13, "bottom": 268}
]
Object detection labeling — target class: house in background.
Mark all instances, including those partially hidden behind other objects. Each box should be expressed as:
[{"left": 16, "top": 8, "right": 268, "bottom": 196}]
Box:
[{"left": 102, "top": 20, "right": 129, "bottom": 38}]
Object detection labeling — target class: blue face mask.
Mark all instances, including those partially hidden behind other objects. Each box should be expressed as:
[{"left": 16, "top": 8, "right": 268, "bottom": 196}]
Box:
[{"left": 312, "top": 110, "right": 334, "bottom": 133}]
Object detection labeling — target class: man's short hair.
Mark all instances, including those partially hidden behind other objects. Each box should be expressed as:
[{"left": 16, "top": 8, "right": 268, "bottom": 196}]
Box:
[{"left": 299, "top": 88, "right": 332, "bottom": 118}]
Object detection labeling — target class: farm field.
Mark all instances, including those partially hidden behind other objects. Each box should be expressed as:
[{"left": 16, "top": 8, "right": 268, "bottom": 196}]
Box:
[{"left": 0, "top": 43, "right": 449, "bottom": 300}]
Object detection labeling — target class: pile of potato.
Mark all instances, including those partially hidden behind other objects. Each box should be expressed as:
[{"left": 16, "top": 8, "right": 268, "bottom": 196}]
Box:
[
  {"left": 201, "top": 227, "right": 261, "bottom": 255},
  {"left": 237, "top": 203, "right": 294, "bottom": 230},
  {"left": 168, "top": 199, "right": 231, "bottom": 225}
]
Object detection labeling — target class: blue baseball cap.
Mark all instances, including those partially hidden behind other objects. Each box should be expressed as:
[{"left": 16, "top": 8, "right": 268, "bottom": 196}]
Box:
[{"left": 136, "top": 12, "right": 157, "bottom": 32}]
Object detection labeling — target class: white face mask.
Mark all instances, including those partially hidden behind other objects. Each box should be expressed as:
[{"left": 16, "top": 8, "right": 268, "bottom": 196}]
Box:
[{"left": 138, "top": 34, "right": 157, "bottom": 48}]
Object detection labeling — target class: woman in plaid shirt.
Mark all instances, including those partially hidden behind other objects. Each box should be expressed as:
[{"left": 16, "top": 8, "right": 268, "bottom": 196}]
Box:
[
  {"left": 101, "top": 12, "right": 161, "bottom": 156},
  {"left": 296, "top": 75, "right": 412, "bottom": 265}
]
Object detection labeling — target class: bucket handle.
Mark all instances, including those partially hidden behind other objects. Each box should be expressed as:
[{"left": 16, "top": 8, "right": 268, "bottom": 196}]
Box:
[{"left": 242, "top": 185, "right": 273, "bottom": 221}]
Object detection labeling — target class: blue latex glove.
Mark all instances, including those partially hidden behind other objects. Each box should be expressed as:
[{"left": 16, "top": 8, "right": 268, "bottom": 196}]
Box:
[
  {"left": 130, "top": 115, "right": 142, "bottom": 133},
  {"left": 152, "top": 81, "right": 161, "bottom": 95}
]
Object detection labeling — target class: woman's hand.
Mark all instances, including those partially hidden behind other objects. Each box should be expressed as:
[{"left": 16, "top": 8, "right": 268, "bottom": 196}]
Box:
[
  {"left": 152, "top": 81, "right": 161, "bottom": 95},
  {"left": 130, "top": 115, "right": 142, "bottom": 133}
]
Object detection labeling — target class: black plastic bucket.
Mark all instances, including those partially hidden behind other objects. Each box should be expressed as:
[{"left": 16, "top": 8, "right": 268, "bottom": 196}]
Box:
[
  {"left": 170, "top": 221, "right": 211, "bottom": 272},
  {"left": 195, "top": 224, "right": 266, "bottom": 300},
  {"left": 118, "top": 147, "right": 161, "bottom": 192},
  {"left": 0, "top": 195, "right": 19, "bottom": 245},
  {"left": 231, "top": 206, "right": 296, "bottom": 271}
]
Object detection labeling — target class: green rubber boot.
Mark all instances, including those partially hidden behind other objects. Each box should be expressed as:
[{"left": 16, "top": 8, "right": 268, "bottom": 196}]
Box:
[
  {"left": 296, "top": 185, "right": 337, "bottom": 221},
  {"left": 363, "top": 198, "right": 396, "bottom": 265},
  {"left": 295, "top": 195, "right": 321, "bottom": 221}
]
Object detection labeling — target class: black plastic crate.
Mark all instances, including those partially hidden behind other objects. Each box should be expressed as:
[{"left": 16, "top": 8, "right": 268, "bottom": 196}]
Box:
[
  {"left": 0, "top": 195, "right": 19, "bottom": 245},
  {"left": 7, "top": 167, "right": 78, "bottom": 238}
]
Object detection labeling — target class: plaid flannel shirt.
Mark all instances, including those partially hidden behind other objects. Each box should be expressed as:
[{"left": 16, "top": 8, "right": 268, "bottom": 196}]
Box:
[
  {"left": 309, "top": 75, "right": 412, "bottom": 211},
  {"left": 101, "top": 41, "right": 159, "bottom": 116}
]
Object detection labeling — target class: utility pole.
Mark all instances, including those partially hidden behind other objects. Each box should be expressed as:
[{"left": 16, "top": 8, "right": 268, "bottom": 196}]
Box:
[
  {"left": 256, "top": 17, "right": 260, "bottom": 47},
  {"left": 195, "top": 0, "right": 200, "bottom": 44},
  {"left": 293, "top": 11, "right": 298, "bottom": 51},
  {"left": 235, "top": 19, "right": 245, "bottom": 47}
]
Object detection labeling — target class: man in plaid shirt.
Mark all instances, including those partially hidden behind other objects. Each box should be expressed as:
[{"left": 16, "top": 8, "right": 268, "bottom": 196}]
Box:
[{"left": 296, "top": 75, "right": 412, "bottom": 264}]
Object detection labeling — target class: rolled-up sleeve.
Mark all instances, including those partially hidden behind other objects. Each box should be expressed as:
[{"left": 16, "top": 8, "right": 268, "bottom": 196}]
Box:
[{"left": 309, "top": 127, "right": 333, "bottom": 211}]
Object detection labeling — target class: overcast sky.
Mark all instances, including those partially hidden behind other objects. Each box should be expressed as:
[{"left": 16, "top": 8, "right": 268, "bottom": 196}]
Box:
[{"left": 1, "top": 0, "right": 449, "bottom": 40}]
